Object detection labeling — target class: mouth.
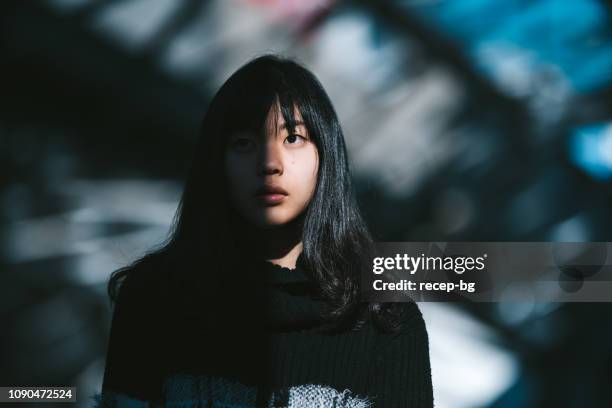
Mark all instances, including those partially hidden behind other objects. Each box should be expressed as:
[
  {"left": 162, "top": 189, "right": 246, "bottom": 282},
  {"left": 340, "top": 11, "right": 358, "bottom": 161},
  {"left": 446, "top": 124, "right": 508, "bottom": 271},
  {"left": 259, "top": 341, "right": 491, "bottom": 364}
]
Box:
[{"left": 254, "top": 184, "right": 288, "bottom": 205}]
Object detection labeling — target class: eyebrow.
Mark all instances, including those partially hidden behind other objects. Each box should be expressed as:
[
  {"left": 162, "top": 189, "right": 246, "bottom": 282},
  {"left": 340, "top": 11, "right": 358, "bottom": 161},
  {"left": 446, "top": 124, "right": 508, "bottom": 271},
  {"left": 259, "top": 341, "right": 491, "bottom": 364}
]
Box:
[{"left": 278, "top": 120, "right": 305, "bottom": 131}]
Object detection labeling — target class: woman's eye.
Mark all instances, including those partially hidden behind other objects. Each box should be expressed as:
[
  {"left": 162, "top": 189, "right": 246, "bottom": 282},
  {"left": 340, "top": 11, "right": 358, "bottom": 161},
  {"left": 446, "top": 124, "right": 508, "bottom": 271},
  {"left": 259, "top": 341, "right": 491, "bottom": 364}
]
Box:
[
  {"left": 284, "top": 134, "right": 306, "bottom": 145},
  {"left": 231, "top": 138, "right": 254, "bottom": 151}
]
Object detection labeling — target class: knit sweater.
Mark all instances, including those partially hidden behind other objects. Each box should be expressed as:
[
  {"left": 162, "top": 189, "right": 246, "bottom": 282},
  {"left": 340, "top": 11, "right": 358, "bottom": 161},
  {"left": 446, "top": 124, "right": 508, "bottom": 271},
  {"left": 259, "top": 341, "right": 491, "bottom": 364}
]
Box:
[{"left": 95, "top": 253, "right": 434, "bottom": 407}]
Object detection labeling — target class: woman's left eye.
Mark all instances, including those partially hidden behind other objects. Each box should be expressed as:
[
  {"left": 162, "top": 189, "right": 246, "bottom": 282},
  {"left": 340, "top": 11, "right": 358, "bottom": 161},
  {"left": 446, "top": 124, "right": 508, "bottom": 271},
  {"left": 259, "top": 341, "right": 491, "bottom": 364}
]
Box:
[{"left": 284, "top": 134, "right": 306, "bottom": 145}]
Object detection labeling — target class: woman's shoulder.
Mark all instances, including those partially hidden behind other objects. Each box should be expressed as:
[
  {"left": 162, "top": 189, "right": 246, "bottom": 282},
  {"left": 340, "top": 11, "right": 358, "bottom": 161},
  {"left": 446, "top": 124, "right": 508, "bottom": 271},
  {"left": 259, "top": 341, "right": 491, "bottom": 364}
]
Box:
[
  {"left": 397, "top": 301, "right": 426, "bottom": 334},
  {"left": 367, "top": 301, "right": 427, "bottom": 339},
  {"left": 114, "top": 257, "right": 168, "bottom": 307},
  {"left": 365, "top": 301, "right": 429, "bottom": 357}
]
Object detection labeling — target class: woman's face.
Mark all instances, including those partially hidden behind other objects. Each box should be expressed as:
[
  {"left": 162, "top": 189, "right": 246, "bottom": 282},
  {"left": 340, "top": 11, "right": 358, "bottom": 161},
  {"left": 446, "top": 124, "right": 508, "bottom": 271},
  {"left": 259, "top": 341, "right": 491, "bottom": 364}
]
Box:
[{"left": 224, "top": 103, "right": 319, "bottom": 228}]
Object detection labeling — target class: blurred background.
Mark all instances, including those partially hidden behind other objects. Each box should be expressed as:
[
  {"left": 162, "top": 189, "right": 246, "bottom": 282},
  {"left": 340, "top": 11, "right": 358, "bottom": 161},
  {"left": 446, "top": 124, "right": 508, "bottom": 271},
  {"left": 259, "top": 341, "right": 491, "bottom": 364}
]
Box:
[{"left": 2, "top": 0, "right": 612, "bottom": 406}]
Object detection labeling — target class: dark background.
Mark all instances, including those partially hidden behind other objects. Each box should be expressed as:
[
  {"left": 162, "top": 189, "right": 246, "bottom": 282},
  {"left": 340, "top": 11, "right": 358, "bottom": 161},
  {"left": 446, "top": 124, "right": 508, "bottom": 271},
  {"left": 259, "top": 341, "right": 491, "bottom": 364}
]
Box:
[{"left": 2, "top": 0, "right": 612, "bottom": 407}]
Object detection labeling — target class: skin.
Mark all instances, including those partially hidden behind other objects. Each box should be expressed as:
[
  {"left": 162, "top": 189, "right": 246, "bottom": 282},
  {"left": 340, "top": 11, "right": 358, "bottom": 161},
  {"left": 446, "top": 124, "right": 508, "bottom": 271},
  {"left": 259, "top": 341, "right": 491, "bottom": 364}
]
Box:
[{"left": 225, "top": 101, "right": 319, "bottom": 269}]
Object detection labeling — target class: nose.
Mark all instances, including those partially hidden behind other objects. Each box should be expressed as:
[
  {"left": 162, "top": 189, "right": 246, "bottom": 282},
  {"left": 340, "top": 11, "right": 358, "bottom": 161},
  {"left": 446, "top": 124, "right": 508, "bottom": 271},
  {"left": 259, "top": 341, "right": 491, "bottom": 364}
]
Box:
[{"left": 257, "top": 139, "right": 283, "bottom": 176}]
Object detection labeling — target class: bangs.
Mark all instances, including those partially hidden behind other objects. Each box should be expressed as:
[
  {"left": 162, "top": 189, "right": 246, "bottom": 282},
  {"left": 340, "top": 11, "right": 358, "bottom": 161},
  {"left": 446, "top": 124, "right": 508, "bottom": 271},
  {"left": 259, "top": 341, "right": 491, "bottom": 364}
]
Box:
[{"left": 217, "top": 66, "right": 305, "bottom": 138}]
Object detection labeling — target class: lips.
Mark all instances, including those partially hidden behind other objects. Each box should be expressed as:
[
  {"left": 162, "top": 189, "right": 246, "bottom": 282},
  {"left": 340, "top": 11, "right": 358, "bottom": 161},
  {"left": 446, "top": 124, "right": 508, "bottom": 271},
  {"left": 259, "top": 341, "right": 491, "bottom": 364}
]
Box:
[
  {"left": 254, "top": 184, "right": 288, "bottom": 205},
  {"left": 255, "top": 184, "right": 289, "bottom": 196}
]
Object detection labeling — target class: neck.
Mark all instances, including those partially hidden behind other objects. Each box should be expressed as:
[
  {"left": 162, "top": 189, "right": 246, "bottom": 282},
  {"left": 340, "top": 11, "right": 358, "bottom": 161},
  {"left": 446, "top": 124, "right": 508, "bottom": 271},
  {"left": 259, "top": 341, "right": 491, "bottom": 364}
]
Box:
[
  {"left": 265, "top": 241, "right": 303, "bottom": 270},
  {"left": 241, "top": 218, "right": 304, "bottom": 270}
]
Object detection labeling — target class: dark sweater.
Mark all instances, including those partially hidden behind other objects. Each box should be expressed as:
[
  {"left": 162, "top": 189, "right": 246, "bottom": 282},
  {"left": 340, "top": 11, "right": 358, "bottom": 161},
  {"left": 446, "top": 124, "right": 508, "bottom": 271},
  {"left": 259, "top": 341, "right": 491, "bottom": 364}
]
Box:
[{"left": 96, "top": 254, "right": 434, "bottom": 407}]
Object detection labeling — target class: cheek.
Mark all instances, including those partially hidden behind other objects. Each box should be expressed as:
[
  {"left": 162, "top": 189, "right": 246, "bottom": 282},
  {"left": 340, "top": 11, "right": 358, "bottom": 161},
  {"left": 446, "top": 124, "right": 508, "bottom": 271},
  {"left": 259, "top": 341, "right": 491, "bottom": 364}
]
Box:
[
  {"left": 294, "top": 149, "right": 319, "bottom": 199},
  {"left": 224, "top": 155, "right": 249, "bottom": 197},
  {"left": 307, "top": 159, "right": 319, "bottom": 196}
]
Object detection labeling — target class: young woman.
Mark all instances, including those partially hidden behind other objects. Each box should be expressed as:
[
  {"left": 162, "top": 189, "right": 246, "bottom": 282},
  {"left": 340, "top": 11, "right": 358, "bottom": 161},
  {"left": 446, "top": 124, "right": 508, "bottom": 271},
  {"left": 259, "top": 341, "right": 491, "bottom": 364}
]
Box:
[{"left": 96, "top": 54, "right": 433, "bottom": 407}]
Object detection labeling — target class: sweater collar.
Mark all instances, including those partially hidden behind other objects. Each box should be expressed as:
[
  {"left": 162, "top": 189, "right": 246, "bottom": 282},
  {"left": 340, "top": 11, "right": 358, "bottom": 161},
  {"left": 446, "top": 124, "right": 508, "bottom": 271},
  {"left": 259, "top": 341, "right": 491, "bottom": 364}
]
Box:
[
  {"left": 258, "top": 252, "right": 310, "bottom": 285},
  {"left": 252, "top": 253, "right": 326, "bottom": 331}
]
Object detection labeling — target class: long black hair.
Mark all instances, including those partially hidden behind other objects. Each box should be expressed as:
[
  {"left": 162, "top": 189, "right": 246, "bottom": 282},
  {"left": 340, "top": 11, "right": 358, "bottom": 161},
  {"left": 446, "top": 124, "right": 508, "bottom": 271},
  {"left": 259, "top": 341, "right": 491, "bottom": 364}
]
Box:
[{"left": 108, "top": 54, "right": 400, "bottom": 333}]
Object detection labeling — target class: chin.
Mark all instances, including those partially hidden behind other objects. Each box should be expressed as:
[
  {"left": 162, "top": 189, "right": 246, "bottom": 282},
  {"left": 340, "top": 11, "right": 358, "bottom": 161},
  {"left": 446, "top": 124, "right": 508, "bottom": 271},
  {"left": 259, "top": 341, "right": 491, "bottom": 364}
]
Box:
[{"left": 251, "top": 209, "right": 297, "bottom": 228}]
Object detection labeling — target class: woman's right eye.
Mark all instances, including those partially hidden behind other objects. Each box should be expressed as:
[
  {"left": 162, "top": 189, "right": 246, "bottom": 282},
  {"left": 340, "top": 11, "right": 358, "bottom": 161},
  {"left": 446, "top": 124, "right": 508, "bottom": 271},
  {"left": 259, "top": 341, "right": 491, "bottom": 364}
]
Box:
[{"left": 231, "top": 138, "right": 254, "bottom": 152}]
